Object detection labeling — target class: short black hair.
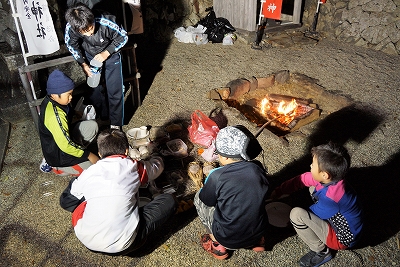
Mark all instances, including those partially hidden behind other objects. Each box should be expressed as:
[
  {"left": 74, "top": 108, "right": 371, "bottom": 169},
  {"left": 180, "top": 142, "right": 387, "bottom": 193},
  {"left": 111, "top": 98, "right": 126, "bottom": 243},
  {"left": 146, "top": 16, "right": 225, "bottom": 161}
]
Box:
[
  {"left": 97, "top": 129, "right": 129, "bottom": 158},
  {"left": 311, "top": 142, "right": 350, "bottom": 182},
  {"left": 65, "top": 3, "right": 94, "bottom": 33}
]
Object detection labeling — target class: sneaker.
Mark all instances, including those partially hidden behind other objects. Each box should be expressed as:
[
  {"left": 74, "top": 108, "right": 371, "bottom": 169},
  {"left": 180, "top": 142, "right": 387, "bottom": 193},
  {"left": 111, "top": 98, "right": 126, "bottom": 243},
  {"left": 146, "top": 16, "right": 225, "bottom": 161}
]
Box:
[
  {"left": 251, "top": 236, "right": 265, "bottom": 252},
  {"left": 300, "top": 248, "right": 332, "bottom": 267},
  {"left": 40, "top": 158, "right": 53, "bottom": 173},
  {"left": 201, "top": 234, "right": 229, "bottom": 260},
  {"left": 110, "top": 125, "right": 121, "bottom": 131}
]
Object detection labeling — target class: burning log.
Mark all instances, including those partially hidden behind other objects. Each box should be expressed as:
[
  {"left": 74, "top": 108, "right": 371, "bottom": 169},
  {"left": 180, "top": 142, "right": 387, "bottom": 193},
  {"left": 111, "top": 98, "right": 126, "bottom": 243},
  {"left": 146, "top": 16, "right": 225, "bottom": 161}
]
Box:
[
  {"left": 238, "top": 93, "right": 321, "bottom": 136},
  {"left": 209, "top": 71, "right": 351, "bottom": 137},
  {"left": 268, "top": 94, "right": 311, "bottom": 106},
  {"left": 289, "top": 108, "right": 320, "bottom": 131}
]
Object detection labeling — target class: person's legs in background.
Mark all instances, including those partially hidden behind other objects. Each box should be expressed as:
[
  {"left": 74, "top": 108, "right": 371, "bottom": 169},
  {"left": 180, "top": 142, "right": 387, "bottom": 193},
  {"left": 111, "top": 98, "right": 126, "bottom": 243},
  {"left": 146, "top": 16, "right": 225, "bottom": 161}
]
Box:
[
  {"left": 124, "top": 0, "right": 144, "bottom": 70},
  {"left": 71, "top": 119, "right": 99, "bottom": 146},
  {"left": 104, "top": 53, "right": 124, "bottom": 129}
]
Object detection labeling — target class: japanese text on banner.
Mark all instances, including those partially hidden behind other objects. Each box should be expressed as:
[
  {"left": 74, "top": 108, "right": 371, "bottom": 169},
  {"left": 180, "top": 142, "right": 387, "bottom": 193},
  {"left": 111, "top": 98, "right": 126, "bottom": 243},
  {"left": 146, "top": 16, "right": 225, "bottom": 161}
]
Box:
[
  {"left": 262, "top": 0, "right": 283, "bottom": 20},
  {"left": 16, "top": 0, "right": 59, "bottom": 56}
]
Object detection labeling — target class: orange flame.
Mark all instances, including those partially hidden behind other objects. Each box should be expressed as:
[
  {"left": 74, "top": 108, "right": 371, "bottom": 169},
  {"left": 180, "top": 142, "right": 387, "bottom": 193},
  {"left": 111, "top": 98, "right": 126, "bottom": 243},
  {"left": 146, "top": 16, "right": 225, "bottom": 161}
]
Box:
[
  {"left": 260, "top": 98, "right": 271, "bottom": 114},
  {"left": 277, "top": 99, "right": 298, "bottom": 115},
  {"left": 259, "top": 97, "right": 299, "bottom": 125}
]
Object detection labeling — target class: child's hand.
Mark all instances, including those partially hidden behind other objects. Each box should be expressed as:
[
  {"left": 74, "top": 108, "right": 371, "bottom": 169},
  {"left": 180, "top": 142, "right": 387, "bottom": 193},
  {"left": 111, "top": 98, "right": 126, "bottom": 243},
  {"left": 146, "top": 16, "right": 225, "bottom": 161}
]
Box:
[
  {"left": 81, "top": 63, "right": 92, "bottom": 77},
  {"left": 94, "top": 51, "right": 110, "bottom": 63},
  {"left": 88, "top": 152, "right": 99, "bottom": 164}
]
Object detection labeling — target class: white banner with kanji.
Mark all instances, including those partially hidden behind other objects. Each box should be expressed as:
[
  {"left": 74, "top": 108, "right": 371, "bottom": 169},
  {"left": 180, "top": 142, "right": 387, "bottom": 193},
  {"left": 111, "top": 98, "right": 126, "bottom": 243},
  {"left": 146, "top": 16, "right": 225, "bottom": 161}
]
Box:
[{"left": 16, "top": 0, "right": 59, "bottom": 56}]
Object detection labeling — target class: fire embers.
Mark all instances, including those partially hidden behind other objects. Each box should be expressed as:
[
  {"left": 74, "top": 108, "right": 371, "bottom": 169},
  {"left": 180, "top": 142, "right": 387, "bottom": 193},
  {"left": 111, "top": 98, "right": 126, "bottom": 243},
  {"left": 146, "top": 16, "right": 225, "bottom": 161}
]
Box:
[
  {"left": 254, "top": 94, "right": 319, "bottom": 132},
  {"left": 226, "top": 93, "right": 319, "bottom": 136},
  {"left": 206, "top": 70, "right": 343, "bottom": 136}
]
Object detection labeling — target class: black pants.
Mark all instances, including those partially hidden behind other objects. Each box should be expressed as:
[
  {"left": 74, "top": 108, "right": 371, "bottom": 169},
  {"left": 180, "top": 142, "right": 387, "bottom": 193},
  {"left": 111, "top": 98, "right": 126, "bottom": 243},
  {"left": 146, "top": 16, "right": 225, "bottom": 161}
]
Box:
[
  {"left": 86, "top": 52, "right": 124, "bottom": 127},
  {"left": 92, "top": 193, "right": 177, "bottom": 256}
]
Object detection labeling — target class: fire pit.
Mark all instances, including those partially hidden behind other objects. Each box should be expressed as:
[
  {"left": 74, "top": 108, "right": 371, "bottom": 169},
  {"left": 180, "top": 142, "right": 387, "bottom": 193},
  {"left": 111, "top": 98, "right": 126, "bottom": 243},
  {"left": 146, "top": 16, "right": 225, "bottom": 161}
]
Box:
[{"left": 208, "top": 70, "right": 352, "bottom": 136}]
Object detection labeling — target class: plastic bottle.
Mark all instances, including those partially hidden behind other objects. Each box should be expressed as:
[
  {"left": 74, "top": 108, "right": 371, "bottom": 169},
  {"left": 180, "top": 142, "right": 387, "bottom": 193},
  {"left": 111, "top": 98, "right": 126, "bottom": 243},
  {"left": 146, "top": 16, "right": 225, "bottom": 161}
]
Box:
[
  {"left": 222, "top": 33, "right": 237, "bottom": 45},
  {"left": 87, "top": 58, "right": 102, "bottom": 88}
]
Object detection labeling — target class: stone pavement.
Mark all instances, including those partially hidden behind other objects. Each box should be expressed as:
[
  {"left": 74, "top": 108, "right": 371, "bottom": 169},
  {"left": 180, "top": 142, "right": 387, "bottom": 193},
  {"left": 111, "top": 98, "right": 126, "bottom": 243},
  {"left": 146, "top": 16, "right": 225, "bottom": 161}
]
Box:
[{"left": 0, "top": 32, "right": 399, "bottom": 267}]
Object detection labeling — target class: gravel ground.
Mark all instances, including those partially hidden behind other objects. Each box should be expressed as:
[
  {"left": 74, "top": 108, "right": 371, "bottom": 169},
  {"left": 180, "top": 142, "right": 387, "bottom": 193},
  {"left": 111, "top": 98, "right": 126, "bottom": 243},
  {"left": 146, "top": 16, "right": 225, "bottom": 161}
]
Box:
[{"left": 0, "top": 34, "right": 399, "bottom": 267}]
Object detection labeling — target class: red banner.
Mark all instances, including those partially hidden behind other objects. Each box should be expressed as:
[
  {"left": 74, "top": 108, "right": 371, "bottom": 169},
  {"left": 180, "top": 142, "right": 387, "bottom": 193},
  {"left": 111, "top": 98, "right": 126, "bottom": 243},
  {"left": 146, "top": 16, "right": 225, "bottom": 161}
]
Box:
[{"left": 262, "top": 0, "right": 283, "bottom": 20}]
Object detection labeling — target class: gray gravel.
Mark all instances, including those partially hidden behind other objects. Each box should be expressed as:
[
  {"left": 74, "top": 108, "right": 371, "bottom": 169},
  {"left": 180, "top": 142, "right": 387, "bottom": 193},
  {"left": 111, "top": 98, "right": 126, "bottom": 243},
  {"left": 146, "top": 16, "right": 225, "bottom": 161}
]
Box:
[{"left": 1, "top": 35, "right": 399, "bottom": 267}]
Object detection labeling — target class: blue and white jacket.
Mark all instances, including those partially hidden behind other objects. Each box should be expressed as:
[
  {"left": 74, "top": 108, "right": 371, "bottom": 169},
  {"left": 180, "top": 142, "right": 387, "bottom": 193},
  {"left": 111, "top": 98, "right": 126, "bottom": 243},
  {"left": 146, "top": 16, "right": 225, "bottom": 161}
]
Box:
[{"left": 65, "top": 14, "right": 127, "bottom": 65}]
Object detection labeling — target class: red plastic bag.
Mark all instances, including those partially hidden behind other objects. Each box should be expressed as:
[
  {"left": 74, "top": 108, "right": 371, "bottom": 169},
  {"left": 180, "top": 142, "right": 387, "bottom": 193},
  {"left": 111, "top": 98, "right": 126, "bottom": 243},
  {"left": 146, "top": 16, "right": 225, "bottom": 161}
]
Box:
[{"left": 188, "top": 110, "right": 220, "bottom": 147}]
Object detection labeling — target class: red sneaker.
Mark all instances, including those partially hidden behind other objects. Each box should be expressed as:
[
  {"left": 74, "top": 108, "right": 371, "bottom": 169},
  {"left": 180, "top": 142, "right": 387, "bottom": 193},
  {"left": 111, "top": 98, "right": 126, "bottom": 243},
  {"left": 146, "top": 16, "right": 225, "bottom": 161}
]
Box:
[{"left": 201, "top": 234, "right": 229, "bottom": 260}]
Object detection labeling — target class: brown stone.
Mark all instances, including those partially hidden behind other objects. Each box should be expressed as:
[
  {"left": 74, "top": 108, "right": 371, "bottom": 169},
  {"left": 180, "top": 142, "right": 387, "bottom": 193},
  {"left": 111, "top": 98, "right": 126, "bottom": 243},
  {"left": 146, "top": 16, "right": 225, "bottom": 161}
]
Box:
[
  {"left": 249, "top": 76, "right": 258, "bottom": 91},
  {"left": 226, "top": 78, "right": 251, "bottom": 100},
  {"left": 218, "top": 88, "right": 231, "bottom": 99},
  {"left": 256, "top": 75, "right": 275, "bottom": 88},
  {"left": 275, "top": 70, "right": 290, "bottom": 84},
  {"left": 206, "top": 87, "right": 231, "bottom": 100}
]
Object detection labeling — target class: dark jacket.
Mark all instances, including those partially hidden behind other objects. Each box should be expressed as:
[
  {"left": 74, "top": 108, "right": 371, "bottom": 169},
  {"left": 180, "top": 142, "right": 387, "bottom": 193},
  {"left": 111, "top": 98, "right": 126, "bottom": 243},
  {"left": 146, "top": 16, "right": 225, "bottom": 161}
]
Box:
[
  {"left": 199, "top": 160, "right": 269, "bottom": 249},
  {"left": 38, "top": 96, "right": 90, "bottom": 167},
  {"left": 65, "top": 14, "right": 127, "bottom": 65}
]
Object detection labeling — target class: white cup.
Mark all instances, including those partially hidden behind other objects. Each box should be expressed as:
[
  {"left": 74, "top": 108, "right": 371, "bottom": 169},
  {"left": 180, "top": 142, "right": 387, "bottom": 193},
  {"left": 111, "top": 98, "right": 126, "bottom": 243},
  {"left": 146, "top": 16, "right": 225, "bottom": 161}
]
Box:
[{"left": 139, "top": 126, "right": 148, "bottom": 138}]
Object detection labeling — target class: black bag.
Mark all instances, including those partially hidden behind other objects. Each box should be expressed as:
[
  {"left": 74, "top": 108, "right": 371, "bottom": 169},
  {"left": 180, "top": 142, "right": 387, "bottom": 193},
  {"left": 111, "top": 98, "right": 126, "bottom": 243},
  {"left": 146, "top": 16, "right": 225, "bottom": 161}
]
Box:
[
  {"left": 197, "top": 7, "right": 216, "bottom": 30},
  {"left": 197, "top": 7, "right": 236, "bottom": 43},
  {"left": 207, "top": 17, "right": 236, "bottom": 43}
]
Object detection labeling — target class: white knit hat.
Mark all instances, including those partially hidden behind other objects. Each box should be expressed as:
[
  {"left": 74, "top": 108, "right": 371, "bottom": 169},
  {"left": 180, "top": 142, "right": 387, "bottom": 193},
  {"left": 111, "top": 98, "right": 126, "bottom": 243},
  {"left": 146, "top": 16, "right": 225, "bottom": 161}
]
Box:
[{"left": 215, "top": 125, "right": 262, "bottom": 160}]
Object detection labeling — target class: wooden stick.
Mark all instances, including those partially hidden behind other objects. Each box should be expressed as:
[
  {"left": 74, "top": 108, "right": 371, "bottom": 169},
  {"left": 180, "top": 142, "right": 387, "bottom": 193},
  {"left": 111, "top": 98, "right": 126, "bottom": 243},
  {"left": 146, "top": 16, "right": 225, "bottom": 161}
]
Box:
[{"left": 254, "top": 117, "right": 279, "bottom": 138}]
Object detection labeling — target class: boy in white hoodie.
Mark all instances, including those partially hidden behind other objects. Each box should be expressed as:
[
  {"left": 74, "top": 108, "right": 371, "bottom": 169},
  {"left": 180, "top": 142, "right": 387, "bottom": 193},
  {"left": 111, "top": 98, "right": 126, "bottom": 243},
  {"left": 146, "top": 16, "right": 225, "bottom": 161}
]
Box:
[{"left": 60, "top": 129, "right": 176, "bottom": 255}]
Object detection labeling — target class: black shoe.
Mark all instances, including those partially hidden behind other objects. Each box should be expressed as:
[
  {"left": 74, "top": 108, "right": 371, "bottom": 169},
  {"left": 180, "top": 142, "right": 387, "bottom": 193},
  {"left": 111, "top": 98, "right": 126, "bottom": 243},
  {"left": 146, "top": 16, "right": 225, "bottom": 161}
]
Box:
[{"left": 299, "top": 248, "right": 332, "bottom": 267}]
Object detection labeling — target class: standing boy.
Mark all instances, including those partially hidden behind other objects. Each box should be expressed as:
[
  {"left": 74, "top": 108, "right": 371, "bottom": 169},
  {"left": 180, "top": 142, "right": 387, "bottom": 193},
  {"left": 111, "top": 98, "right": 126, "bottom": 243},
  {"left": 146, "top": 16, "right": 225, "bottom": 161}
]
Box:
[
  {"left": 59, "top": 129, "right": 177, "bottom": 255},
  {"left": 271, "top": 142, "right": 363, "bottom": 267},
  {"left": 194, "top": 125, "right": 269, "bottom": 259},
  {"left": 38, "top": 69, "right": 99, "bottom": 176},
  {"left": 65, "top": 3, "right": 128, "bottom": 130}
]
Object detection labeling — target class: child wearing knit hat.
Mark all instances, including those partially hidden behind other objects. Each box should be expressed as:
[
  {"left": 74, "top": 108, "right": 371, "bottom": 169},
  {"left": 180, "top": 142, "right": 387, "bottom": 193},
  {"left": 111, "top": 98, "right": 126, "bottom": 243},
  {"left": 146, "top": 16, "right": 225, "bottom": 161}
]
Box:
[
  {"left": 194, "top": 125, "right": 269, "bottom": 259},
  {"left": 38, "top": 69, "right": 99, "bottom": 176}
]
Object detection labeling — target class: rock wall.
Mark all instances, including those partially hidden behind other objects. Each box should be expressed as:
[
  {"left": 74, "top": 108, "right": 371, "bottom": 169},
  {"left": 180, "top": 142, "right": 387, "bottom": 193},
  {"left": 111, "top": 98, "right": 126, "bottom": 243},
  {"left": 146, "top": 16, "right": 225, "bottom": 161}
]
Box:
[
  {"left": 302, "top": 0, "right": 400, "bottom": 55},
  {"left": 0, "top": 0, "right": 399, "bottom": 54}
]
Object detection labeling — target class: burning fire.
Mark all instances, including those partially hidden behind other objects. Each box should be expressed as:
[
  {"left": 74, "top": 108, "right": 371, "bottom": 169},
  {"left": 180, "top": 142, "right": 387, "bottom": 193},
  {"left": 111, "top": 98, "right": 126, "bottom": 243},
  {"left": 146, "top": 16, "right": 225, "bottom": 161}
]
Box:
[
  {"left": 258, "top": 97, "right": 299, "bottom": 125},
  {"left": 260, "top": 98, "right": 271, "bottom": 114},
  {"left": 278, "top": 99, "right": 298, "bottom": 115}
]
